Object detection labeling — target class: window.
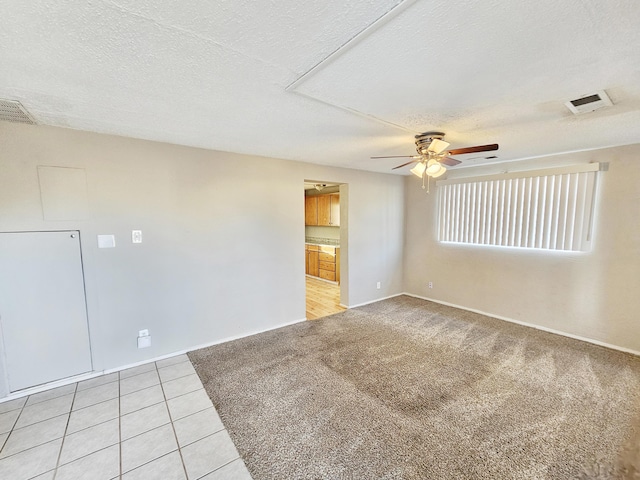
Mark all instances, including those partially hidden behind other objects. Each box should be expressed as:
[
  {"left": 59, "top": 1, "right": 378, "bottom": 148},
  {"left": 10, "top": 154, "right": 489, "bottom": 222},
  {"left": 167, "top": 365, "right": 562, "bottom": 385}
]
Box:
[{"left": 437, "top": 164, "right": 600, "bottom": 252}]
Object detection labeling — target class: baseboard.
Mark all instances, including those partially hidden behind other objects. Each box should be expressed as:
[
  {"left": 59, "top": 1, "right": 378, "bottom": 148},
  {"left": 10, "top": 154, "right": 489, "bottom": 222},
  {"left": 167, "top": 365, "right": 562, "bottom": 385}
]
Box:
[
  {"left": 0, "top": 370, "right": 109, "bottom": 403},
  {"left": 344, "top": 293, "right": 404, "bottom": 309},
  {"left": 403, "top": 292, "right": 640, "bottom": 357},
  {"left": 145, "top": 317, "right": 308, "bottom": 364},
  {"left": 0, "top": 316, "right": 307, "bottom": 404}
]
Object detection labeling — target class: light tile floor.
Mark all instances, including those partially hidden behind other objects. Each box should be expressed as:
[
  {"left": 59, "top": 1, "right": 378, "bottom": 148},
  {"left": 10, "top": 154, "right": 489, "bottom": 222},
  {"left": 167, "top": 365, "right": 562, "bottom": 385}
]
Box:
[{"left": 0, "top": 354, "right": 253, "bottom": 480}]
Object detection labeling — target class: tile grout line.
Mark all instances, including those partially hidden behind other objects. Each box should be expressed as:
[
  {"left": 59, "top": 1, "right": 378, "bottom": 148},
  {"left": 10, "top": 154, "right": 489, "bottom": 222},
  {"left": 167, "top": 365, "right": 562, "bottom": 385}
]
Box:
[
  {"left": 163, "top": 360, "right": 244, "bottom": 479},
  {"left": 0, "top": 397, "right": 28, "bottom": 455},
  {"left": 54, "top": 443, "right": 119, "bottom": 471},
  {"left": 0, "top": 413, "right": 76, "bottom": 461},
  {"left": 0, "top": 358, "right": 193, "bottom": 479},
  {"left": 167, "top": 405, "right": 212, "bottom": 424},
  {"left": 0, "top": 393, "right": 121, "bottom": 459},
  {"left": 119, "top": 382, "right": 163, "bottom": 403},
  {"left": 175, "top": 426, "right": 226, "bottom": 450},
  {"left": 51, "top": 381, "right": 79, "bottom": 480},
  {"left": 194, "top": 455, "right": 242, "bottom": 480},
  {"left": 119, "top": 356, "right": 190, "bottom": 383},
  {"left": 121, "top": 370, "right": 197, "bottom": 401},
  {"left": 0, "top": 355, "right": 189, "bottom": 408},
  {"left": 155, "top": 360, "right": 190, "bottom": 480},
  {"left": 74, "top": 375, "right": 119, "bottom": 393},
  {"left": 20, "top": 386, "right": 76, "bottom": 408},
  {"left": 119, "top": 448, "right": 181, "bottom": 477},
  {"left": 119, "top": 367, "right": 158, "bottom": 382}
]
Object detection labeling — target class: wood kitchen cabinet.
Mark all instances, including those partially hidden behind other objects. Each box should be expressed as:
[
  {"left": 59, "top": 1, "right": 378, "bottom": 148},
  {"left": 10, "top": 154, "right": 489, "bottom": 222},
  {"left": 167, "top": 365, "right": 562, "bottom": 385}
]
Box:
[
  {"left": 317, "top": 195, "right": 331, "bottom": 225},
  {"left": 305, "top": 193, "right": 339, "bottom": 226},
  {"left": 305, "top": 196, "right": 318, "bottom": 226},
  {"left": 306, "top": 244, "right": 339, "bottom": 283},
  {"left": 329, "top": 193, "right": 340, "bottom": 226},
  {"left": 306, "top": 244, "right": 319, "bottom": 276}
]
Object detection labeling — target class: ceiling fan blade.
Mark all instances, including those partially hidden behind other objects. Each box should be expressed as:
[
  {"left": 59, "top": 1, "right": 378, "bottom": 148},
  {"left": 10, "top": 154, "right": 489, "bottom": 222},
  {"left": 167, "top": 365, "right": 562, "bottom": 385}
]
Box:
[
  {"left": 427, "top": 138, "right": 450, "bottom": 154},
  {"left": 371, "top": 155, "right": 420, "bottom": 159},
  {"left": 447, "top": 144, "right": 499, "bottom": 156},
  {"left": 392, "top": 159, "right": 419, "bottom": 170},
  {"left": 440, "top": 156, "right": 462, "bottom": 166}
]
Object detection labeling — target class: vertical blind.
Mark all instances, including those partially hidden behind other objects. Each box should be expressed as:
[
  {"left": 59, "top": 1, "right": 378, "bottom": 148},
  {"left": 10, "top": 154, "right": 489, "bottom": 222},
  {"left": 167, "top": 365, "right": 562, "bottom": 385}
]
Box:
[{"left": 436, "top": 164, "right": 600, "bottom": 252}]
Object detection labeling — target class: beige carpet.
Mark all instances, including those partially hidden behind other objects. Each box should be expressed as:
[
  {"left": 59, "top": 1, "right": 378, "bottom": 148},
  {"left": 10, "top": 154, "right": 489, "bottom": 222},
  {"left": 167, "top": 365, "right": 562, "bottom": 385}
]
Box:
[{"left": 188, "top": 296, "right": 640, "bottom": 479}]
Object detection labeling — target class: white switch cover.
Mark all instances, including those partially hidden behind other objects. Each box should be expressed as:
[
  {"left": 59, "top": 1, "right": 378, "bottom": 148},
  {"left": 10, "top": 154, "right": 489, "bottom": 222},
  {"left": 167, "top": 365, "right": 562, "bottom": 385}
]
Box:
[
  {"left": 132, "top": 230, "right": 142, "bottom": 244},
  {"left": 97, "top": 234, "right": 116, "bottom": 248},
  {"left": 138, "top": 329, "right": 149, "bottom": 337},
  {"left": 137, "top": 335, "right": 151, "bottom": 348}
]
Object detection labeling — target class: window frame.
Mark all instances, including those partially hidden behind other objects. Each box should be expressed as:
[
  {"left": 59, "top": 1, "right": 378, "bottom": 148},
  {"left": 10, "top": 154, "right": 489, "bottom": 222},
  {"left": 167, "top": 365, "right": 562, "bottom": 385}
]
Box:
[{"left": 435, "top": 163, "right": 601, "bottom": 252}]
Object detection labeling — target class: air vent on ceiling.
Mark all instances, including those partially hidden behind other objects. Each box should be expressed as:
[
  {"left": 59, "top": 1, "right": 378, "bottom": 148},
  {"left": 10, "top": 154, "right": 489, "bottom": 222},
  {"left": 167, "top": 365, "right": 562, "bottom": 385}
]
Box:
[
  {"left": 0, "top": 99, "right": 37, "bottom": 125},
  {"left": 565, "top": 90, "right": 613, "bottom": 115}
]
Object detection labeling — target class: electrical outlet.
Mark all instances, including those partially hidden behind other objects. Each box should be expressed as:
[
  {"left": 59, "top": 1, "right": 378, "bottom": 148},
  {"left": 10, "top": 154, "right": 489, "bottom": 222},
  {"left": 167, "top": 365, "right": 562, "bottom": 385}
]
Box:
[
  {"left": 137, "top": 336, "right": 151, "bottom": 348},
  {"left": 139, "top": 329, "right": 149, "bottom": 337},
  {"left": 428, "top": 282, "right": 433, "bottom": 289},
  {"left": 376, "top": 282, "right": 381, "bottom": 289},
  {"left": 132, "top": 230, "right": 143, "bottom": 244}
]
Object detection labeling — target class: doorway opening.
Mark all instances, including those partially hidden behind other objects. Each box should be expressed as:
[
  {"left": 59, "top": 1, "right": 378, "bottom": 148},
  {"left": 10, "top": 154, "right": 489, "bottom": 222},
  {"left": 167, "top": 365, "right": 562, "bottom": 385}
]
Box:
[{"left": 304, "top": 181, "right": 346, "bottom": 320}]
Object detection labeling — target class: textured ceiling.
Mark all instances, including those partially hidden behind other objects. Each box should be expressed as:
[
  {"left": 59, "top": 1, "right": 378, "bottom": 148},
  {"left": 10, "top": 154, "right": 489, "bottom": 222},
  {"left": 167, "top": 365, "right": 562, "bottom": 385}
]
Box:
[{"left": 1, "top": 0, "right": 639, "bottom": 174}]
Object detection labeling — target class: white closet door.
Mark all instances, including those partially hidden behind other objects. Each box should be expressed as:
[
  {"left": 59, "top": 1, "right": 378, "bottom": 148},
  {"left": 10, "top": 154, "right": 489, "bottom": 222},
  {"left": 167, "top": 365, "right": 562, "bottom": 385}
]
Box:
[{"left": 0, "top": 231, "right": 92, "bottom": 391}]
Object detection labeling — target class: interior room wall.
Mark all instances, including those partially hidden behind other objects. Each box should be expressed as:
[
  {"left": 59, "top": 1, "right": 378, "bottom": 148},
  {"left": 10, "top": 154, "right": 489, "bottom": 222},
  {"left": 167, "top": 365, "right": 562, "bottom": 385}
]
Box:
[
  {"left": 403, "top": 144, "right": 640, "bottom": 353},
  {"left": 0, "top": 122, "right": 404, "bottom": 397},
  {"left": 305, "top": 225, "right": 340, "bottom": 240}
]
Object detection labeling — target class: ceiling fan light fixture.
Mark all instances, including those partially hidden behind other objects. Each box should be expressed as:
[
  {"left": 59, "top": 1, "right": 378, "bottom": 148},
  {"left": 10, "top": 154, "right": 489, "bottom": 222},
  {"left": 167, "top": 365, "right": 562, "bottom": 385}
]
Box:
[
  {"left": 428, "top": 139, "right": 450, "bottom": 154},
  {"left": 425, "top": 159, "right": 446, "bottom": 178},
  {"left": 430, "top": 165, "right": 446, "bottom": 178},
  {"left": 410, "top": 162, "right": 426, "bottom": 178}
]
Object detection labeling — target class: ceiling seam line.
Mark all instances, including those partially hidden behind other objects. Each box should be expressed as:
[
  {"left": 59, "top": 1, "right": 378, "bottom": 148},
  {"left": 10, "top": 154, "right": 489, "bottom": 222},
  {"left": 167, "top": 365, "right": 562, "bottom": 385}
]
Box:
[
  {"left": 285, "top": 0, "right": 419, "bottom": 92},
  {"left": 291, "top": 91, "right": 416, "bottom": 134},
  {"left": 100, "top": 0, "right": 298, "bottom": 77}
]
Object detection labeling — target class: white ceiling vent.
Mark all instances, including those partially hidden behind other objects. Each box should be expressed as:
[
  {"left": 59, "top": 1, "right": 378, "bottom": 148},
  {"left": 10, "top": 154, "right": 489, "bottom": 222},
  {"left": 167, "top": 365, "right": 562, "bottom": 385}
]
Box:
[
  {"left": 0, "top": 99, "right": 37, "bottom": 125},
  {"left": 565, "top": 90, "right": 613, "bottom": 115}
]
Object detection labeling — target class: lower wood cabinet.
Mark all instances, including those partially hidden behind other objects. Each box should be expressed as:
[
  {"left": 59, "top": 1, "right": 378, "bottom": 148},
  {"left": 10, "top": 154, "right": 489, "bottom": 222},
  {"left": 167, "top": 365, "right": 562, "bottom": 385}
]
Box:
[
  {"left": 305, "top": 244, "right": 340, "bottom": 283},
  {"left": 306, "top": 245, "right": 319, "bottom": 276}
]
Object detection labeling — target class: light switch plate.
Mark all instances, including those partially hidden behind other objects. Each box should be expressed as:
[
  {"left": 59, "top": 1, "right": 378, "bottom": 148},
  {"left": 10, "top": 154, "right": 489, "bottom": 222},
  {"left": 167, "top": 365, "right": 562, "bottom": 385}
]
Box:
[
  {"left": 132, "top": 230, "right": 142, "bottom": 244},
  {"left": 97, "top": 234, "right": 116, "bottom": 248},
  {"left": 137, "top": 335, "right": 152, "bottom": 349}
]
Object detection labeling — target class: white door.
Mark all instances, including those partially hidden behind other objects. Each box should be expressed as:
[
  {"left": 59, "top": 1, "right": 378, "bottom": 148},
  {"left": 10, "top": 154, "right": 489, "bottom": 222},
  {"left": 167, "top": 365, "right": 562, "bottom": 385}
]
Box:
[{"left": 0, "top": 231, "right": 92, "bottom": 391}]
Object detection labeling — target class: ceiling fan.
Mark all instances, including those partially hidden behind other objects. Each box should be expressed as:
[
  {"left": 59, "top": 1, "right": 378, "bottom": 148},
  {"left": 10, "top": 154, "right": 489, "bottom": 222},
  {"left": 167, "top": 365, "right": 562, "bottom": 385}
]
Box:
[{"left": 372, "top": 131, "right": 498, "bottom": 181}]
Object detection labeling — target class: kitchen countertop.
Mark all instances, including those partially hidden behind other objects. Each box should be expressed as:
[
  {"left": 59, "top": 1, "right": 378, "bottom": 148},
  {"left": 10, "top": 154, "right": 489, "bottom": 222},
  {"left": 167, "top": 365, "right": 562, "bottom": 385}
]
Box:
[{"left": 305, "top": 237, "right": 340, "bottom": 248}]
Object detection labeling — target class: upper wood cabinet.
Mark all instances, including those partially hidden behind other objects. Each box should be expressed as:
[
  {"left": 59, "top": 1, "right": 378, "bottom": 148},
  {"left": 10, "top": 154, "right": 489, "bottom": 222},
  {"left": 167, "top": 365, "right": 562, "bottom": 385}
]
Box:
[
  {"left": 305, "top": 193, "right": 339, "bottom": 226},
  {"left": 317, "top": 195, "right": 331, "bottom": 225},
  {"left": 329, "top": 193, "right": 340, "bottom": 226},
  {"left": 305, "top": 196, "right": 318, "bottom": 226}
]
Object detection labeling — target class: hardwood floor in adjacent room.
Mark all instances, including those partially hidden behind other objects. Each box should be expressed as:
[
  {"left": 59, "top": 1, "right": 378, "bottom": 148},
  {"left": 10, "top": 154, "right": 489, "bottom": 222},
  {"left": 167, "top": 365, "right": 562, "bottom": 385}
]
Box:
[{"left": 306, "top": 276, "right": 345, "bottom": 320}]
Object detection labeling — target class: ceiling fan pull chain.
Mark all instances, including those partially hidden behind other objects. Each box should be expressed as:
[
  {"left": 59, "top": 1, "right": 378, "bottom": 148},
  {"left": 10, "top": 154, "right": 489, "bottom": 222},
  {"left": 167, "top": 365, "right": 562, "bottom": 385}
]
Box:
[{"left": 422, "top": 171, "right": 430, "bottom": 193}]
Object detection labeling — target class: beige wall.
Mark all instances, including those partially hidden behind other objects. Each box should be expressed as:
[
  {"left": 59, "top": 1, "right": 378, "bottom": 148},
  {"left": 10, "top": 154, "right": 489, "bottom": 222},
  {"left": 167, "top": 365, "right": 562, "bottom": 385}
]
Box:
[
  {"left": 0, "top": 122, "right": 404, "bottom": 397},
  {"left": 3, "top": 119, "right": 636, "bottom": 399},
  {"left": 305, "top": 225, "right": 340, "bottom": 241},
  {"left": 403, "top": 144, "right": 640, "bottom": 353}
]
